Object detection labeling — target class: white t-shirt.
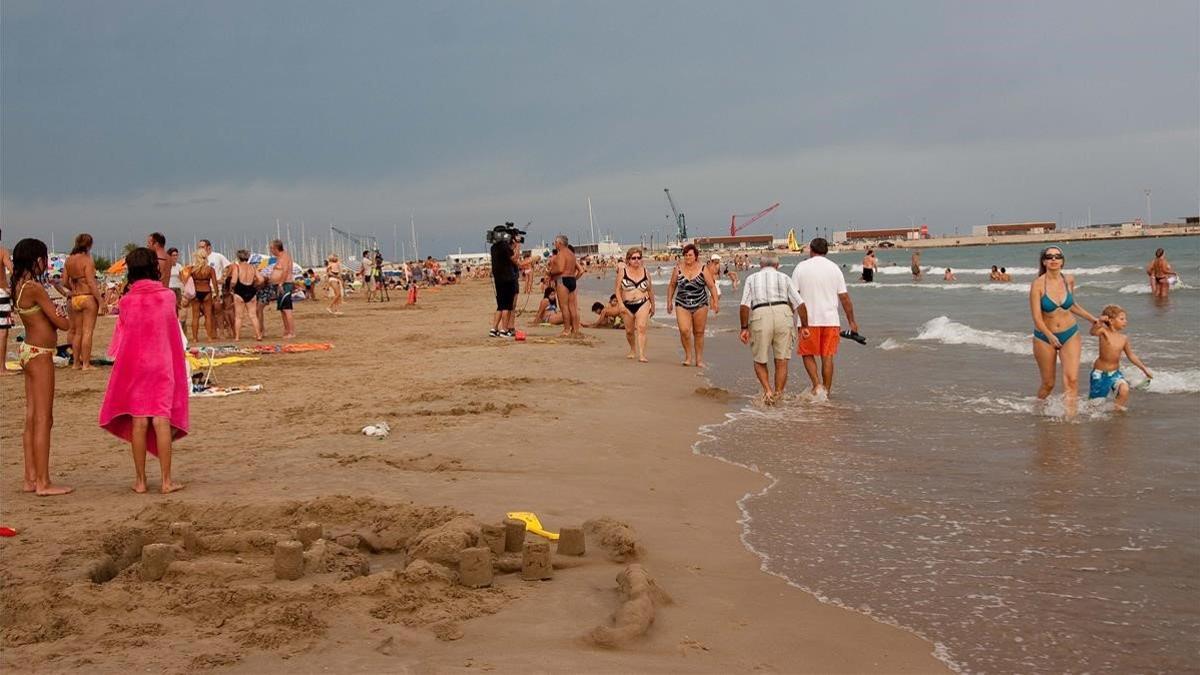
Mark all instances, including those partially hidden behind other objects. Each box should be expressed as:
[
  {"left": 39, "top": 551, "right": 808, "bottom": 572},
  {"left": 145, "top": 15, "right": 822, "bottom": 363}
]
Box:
[
  {"left": 207, "top": 252, "right": 231, "bottom": 280},
  {"left": 169, "top": 263, "right": 183, "bottom": 289},
  {"left": 790, "top": 255, "right": 848, "bottom": 327}
]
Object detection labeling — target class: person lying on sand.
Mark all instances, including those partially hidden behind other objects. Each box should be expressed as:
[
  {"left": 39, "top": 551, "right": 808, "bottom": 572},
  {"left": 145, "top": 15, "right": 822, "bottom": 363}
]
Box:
[{"left": 588, "top": 300, "right": 625, "bottom": 328}]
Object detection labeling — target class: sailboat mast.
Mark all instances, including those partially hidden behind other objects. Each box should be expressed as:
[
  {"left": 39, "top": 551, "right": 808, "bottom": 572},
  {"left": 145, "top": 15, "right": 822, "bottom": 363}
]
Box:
[
  {"left": 410, "top": 215, "right": 419, "bottom": 261},
  {"left": 587, "top": 196, "right": 596, "bottom": 245}
]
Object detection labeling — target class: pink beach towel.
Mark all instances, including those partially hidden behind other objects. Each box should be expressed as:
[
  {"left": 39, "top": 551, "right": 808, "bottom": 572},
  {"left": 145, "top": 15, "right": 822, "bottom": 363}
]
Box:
[{"left": 99, "top": 279, "right": 189, "bottom": 455}]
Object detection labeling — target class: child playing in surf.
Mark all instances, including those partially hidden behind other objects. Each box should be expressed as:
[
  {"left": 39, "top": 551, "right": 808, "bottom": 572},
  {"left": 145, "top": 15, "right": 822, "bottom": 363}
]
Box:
[
  {"left": 99, "top": 247, "right": 188, "bottom": 493},
  {"left": 1088, "top": 304, "right": 1153, "bottom": 409},
  {"left": 11, "top": 238, "right": 74, "bottom": 496}
]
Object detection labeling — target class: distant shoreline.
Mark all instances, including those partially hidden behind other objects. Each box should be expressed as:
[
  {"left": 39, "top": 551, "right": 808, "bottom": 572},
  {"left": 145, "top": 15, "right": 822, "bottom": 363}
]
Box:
[{"left": 837, "top": 225, "right": 1200, "bottom": 252}]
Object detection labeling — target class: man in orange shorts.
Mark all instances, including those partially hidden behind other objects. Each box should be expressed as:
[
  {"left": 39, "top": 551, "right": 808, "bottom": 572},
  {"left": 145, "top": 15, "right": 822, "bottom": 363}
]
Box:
[{"left": 791, "top": 238, "right": 859, "bottom": 397}]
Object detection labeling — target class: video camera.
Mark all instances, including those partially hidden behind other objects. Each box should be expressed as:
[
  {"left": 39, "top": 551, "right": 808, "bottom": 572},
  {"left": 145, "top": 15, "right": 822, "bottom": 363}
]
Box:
[{"left": 486, "top": 222, "right": 526, "bottom": 246}]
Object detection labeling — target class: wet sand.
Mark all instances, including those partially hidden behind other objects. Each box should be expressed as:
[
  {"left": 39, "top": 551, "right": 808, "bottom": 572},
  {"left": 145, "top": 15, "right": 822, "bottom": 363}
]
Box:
[{"left": 0, "top": 281, "right": 943, "bottom": 673}]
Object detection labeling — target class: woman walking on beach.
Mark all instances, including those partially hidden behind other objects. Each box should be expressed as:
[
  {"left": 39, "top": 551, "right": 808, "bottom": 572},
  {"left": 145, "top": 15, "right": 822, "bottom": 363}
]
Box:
[
  {"left": 11, "top": 238, "right": 73, "bottom": 495},
  {"left": 1146, "top": 248, "right": 1174, "bottom": 298},
  {"left": 181, "top": 250, "right": 216, "bottom": 343},
  {"left": 667, "top": 243, "right": 719, "bottom": 367},
  {"left": 100, "top": 247, "right": 187, "bottom": 494},
  {"left": 64, "top": 233, "right": 101, "bottom": 370},
  {"left": 325, "top": 254, "right": 344, "bottom": 315},
  {"left": 229, "top": 250, "right": 263, "bottom": 340},
  {"left": 1029, "top": 246, "right": 1100, "bottom": 417},
  {"left": 615, "top": 247, "right": 654, "bottom": 362}
]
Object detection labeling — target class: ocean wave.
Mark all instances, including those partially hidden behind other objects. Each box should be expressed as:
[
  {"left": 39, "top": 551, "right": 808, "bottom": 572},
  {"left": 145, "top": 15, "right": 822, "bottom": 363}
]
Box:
[
  {"left": 849, "top": 265, "right": 1127, "bottom": 277},
  {"left": 856, "top": 282, "right": 1031, "bottom": 293},
  {"left": 1118, "top": 281, "right": 1194, "bottom": 294},
  {"left": 1124, "top": 368, "right": 1200, "bottom": 394},
  {"left": 914, "top": 316, "right": 1033, "bottom": 355},
  {"left": 878, "top": 337, "right": 904, "bottom": 350}
]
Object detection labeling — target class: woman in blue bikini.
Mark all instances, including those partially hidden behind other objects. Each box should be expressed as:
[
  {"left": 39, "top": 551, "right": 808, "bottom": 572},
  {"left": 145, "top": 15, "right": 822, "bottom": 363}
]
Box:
[{"left": 1029, "top": 246, "right": 1100, "bottom": 416}]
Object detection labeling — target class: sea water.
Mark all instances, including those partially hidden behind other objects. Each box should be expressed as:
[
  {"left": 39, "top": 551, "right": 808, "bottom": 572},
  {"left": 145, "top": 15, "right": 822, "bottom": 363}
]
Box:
[{"left": 623, "top": 238, "right": 1198, "bottom": 673}]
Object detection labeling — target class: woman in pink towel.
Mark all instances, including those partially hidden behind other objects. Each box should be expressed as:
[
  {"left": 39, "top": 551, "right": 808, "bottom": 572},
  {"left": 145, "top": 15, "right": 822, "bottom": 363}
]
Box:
[{"left": 100, "top": 247, "right": 188, "bottom": 493}]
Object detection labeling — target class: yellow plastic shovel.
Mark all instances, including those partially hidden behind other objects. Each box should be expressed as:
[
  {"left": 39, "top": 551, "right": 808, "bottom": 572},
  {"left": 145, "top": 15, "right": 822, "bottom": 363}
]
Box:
[{"left": 506, "top": 511, "right": 559, "bottom": 540}]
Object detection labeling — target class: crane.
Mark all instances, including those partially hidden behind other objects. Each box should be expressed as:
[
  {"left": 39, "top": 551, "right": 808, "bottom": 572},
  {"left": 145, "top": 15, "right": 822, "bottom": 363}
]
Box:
[
  {"left": 730, "top": 202, "right": 781, "bottom": 236},
  {"left": 664, "top": 188, "right": 687, "bottom": 241}
]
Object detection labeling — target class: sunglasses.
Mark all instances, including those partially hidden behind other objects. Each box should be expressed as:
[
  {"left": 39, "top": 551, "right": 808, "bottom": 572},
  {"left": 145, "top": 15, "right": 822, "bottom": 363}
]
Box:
[
  {"left": 629, "top": 256, "right": 642, "bottom": 261},
  {"left": 1042, "top": 253, "right": 1065, "bottom": 260}
]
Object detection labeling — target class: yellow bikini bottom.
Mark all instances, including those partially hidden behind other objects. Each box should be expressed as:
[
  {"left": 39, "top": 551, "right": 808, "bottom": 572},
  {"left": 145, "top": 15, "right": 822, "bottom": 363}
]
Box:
[
  {"left": 19, "top": 342, "right": 55, "bottom": 366},
  {"left": 70, "top": 295, "right": 94, "bottom": 311}
]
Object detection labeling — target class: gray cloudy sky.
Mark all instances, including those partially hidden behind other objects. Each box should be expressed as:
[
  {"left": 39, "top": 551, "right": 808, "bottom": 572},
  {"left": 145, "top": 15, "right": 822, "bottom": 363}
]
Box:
[{"left": 3, "top": 0, "right": 1197, "bottom": 257}]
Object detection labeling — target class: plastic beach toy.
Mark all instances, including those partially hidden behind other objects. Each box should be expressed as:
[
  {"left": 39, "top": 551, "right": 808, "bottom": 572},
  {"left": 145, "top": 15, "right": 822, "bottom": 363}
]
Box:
[
  {"left": 514, "top": 330, "right": 527, "bottom": 341},
  {"left": 0, "top": 526, "right": 18, "bottom": 537},
  {"left": 506, "top": 512, "right": 559, "bottom": 540}
]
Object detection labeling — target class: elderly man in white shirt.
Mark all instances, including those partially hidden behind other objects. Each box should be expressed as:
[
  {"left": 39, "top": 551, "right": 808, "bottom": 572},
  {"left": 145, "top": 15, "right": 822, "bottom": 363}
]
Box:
[{"left": 739, "top": 253, "right": 806, "bottom": 404}]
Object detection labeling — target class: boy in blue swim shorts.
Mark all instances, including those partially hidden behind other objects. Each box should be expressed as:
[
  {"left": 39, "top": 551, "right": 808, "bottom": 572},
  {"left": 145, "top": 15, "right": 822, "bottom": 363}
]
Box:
[{"left": 1088, "top": 304, "right": 1153, "bottom": 409}]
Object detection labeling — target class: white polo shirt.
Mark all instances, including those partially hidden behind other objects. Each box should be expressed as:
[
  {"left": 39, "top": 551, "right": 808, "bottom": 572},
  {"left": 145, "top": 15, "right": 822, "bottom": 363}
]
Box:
[{"left": 790, "top": 255, "right": 848, "bottom": 327}]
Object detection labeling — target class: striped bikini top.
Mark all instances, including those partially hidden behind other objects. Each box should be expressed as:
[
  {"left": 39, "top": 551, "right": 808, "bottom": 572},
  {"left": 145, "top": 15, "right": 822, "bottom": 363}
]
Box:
[
  {"left": 674, "top": 268, "right": 709, "bottom": 309},
  {"left": 620, "top": 268, "right": 649, "bottom": 293}
]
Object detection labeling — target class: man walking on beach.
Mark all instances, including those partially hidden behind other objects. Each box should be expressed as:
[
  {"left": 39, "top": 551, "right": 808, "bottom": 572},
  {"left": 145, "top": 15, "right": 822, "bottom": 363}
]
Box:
[
  {"left": 147, "top": 232, "right": 172, "bottom": 288},
  {"left": 791, "top": 238, "right": 858, "bottom": 398},
  {"left": 269, "top": 239, "right": 296, "bottom": 339},
  {"left": 739, "top": 253, "right": 804, "bottom": 404}
]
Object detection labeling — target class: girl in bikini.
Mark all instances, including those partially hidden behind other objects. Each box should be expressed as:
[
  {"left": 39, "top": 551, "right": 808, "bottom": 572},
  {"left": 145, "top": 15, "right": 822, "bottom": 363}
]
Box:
[
  {"left": 182, "top": 250, "right": 216, "bottom": 343},
  {"left": 64, "top": 233, "right": 102, "bottom": 370},
  {"left": 230, "top": 250, "right": 263, "bottom": 340},
  {"left": 615, "top": 247, "right": 654, "bottom": 362},
  {"left": 325, "top": 255, "right": 344, "bottom": 315},
  {"left": 667, "top": 243, "right": 719, "bottom": 367},
  {"left": 1029, "top": 246, "right": 1100, "bottom": 417},
  {"left": 11, "top": 238, "right": 73, "bottom": 496}
]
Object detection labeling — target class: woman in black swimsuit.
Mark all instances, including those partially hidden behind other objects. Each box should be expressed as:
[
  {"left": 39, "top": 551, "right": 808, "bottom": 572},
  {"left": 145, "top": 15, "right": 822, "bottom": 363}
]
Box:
[
  {"left": 615, "top": 247, "right": 655, "bottom": 362},
  {"left": 667, "top": 243, "right": 719, "bottom": 367},
  {"left": 230, "top": 249, "right": 262, "bottom": 341},
  {"left": 181, "top": 250, "right": 215, "bottom": 343}
]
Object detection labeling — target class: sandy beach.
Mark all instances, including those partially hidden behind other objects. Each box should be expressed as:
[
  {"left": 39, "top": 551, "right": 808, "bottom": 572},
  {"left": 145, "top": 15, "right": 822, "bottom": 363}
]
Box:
[{"left": 1, "top": 280, "right": 943, "bottom": 673}]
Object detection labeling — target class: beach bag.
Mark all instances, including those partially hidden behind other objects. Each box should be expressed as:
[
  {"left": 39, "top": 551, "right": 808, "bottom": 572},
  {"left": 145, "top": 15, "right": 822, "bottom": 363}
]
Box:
[{"left": 182, "top": 275, "right": 196, "bottom": 301}]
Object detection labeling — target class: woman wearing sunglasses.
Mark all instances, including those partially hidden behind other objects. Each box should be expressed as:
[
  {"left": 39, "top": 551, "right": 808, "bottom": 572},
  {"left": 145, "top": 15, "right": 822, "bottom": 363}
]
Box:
[
  {"left": 1029, "top": 246, "right": 1100, "bottom": 415},
  {"left": 615, "top": 247, "right": 654, "bottom": 362}
]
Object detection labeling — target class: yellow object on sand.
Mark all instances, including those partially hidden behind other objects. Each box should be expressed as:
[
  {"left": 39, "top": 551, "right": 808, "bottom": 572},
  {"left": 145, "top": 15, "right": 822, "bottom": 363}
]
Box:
[
  {"left": 185, "top": 354, "right": 261, "bottom": 370},
  {"left": 506, "top": 511, "right": 559, "bottom": 540}
]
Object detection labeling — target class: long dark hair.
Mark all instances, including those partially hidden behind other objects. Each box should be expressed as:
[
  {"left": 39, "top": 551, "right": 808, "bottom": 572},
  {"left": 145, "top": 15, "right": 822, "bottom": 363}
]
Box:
[
  {"left": 70, "top": 233, "right": 93, "bottom": 255},
  {"left": 11, "top": 238, "right": 49, "bottom": 290},
  {"left": 1037, "top": 246, "right": 1064, "bottom": 276}
]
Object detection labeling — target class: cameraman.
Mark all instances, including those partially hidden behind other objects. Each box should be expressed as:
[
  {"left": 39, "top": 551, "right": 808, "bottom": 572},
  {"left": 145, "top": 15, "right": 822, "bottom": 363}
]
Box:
[{"left": 489, "top": 228, "right": 521, "bottom": 337}]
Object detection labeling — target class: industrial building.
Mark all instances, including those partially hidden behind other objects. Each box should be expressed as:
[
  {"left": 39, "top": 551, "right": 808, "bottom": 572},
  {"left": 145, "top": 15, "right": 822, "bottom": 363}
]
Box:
[
  {"left": 692, "top": 234, "right": 774, "bottom": 250},
  {"left": 970, "top": 222, "right": 1056, "bottom": 236},
  {"left": 831, "top": 226, "right": 924, "bottom": 242}
]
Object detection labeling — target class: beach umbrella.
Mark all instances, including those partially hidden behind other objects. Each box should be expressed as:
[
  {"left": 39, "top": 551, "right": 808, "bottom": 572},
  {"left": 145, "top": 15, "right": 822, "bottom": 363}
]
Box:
[{"left": 48, "top": 255, "right": 66, "bottom": 273}]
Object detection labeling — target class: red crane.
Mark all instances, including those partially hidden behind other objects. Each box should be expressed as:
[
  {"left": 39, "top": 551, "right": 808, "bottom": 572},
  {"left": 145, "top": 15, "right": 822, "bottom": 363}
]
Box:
[{"left": 730, "top": 202, "right": 781, "bottom": 236}]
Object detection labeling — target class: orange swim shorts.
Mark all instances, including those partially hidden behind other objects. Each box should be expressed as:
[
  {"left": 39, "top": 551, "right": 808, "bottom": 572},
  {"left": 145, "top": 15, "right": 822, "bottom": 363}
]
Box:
[{"left": 798, "top": 326, "right": 840, "bottom": 357}]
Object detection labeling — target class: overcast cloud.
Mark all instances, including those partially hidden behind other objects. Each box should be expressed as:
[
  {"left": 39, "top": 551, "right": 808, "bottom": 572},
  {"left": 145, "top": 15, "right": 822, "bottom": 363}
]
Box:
[{"left": 3, "top": 0, "right": 1197, "bottom": 257}]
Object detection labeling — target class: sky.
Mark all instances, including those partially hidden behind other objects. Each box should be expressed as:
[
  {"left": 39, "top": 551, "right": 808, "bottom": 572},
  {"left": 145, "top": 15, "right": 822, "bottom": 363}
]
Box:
[{"left": 2, "top": 0, "right": 1198, "bottom": 259}]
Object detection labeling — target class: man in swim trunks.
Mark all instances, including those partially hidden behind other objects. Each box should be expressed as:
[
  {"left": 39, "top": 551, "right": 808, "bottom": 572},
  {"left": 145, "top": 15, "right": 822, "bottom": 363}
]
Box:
[
  {"left": 549, "top": 235, "right": 581, "bottom": 337},
  {"left": 861, "top": 249, "right": 877, "bottom": 283},
  {"left": 910, "top": 250, "right": 922, "bottom": 280},
  {"left": 791, "top": 238, "right": 859, "bottom": 398},
  {"left": 0, "top": 232, "right": 12, "bottom": 375},
  {"left": 269, "top": 239, "right": 296, "bottom": 339},
  {"left": 147, "top": 232, "right": 171, "bottom": 288}
]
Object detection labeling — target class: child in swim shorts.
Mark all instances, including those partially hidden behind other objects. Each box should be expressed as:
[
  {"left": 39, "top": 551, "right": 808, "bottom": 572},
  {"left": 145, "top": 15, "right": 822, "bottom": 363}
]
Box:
[{"left": 1088, "top": 304, "right": 1153, "bottom": 409}]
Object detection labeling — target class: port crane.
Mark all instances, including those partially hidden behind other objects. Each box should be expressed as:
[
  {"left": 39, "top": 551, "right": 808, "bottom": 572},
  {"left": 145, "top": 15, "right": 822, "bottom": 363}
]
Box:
[
  {"left": 730, "top": 202, "right": 781, "bottom": 236},
  {"left": 664, "top": 188, "right": 687, "bottom": 241}
]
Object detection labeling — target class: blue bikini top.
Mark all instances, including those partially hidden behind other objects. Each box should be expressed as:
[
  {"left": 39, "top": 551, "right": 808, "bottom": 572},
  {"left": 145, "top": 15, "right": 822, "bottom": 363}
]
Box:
[{"left": 1040, "top": 277, "right": 1074, "bottom": 312}]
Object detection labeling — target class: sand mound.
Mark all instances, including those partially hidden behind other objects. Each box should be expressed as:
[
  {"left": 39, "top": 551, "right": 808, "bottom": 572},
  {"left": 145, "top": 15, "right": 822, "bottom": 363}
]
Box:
[
  {"left": 694, "top": 386, "right": 733, "bottom": 402},
  {"left": 587, "top": 564, "right": 672, "bottom": 648},
  {"left": 583, "top": 517, "right": 642, "bottom": 562}
]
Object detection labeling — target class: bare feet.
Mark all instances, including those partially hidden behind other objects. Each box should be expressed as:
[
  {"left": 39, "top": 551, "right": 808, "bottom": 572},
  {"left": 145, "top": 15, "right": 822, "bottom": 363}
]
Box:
[
  {"left": 132, "top": 481, "right": 148, "bottom": 494},
  {"left": 281, "top": 333, "right": 296, "bottom": 339},
  {"left": 696, "top": 361, "right": 707, "bottom": 368},
  {"left": 626, "top": 352, "right": 636, "bottom": 359},
  {"left": 680, "top": 361, "right": 691, "bottom": 366},
  {"left": 638, "top": 357, "right": 649, "bottom": 363},
  {"left": 22, "top": 481, "right": 36, "bottom": 493},
  {"left": 161, "top": 481, "right": 185, "bottom": 494},
  {"left": 35, "top": 483, "right": 74, "bottom": 496}
]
